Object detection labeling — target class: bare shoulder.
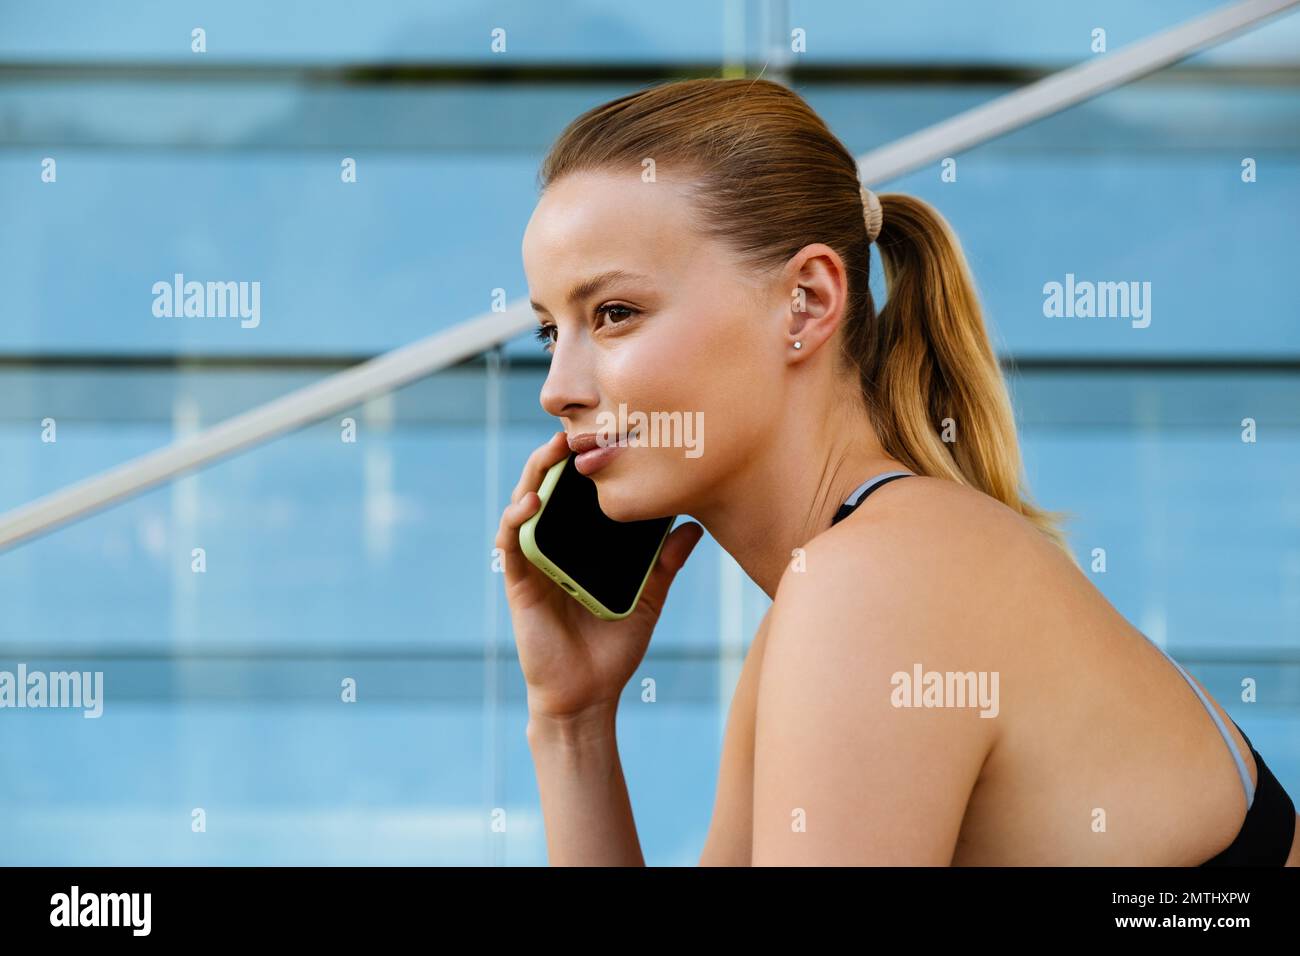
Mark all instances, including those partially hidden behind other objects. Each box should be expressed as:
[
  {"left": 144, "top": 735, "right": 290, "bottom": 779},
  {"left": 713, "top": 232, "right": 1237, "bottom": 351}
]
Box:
[
  {"left": 753, "top": 474, "right": 1024, "bottom": 863},
  {"left": 779, "top": 474, "right": 1048, "bottom": 621}
]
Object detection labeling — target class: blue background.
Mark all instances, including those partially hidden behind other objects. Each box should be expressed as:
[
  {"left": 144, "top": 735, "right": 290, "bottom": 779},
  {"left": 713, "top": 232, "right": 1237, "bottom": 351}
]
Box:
[{"left": 0, "top": 1, "right": 1297, "bottom": 864}]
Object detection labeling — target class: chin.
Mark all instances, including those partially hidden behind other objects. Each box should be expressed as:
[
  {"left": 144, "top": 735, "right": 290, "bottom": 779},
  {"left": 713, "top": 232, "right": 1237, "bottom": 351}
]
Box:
[
  {"left": 591, "top": 463, "right": 678, "bottom": 522},
  {"left": 593, "top": 486, "right": 661, "bottom": 523}
]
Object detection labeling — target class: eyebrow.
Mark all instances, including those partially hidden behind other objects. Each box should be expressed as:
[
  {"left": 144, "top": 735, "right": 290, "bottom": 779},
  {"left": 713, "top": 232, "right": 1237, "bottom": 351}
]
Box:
[{"left": 530, "top": 269, "right": 650, "bottom": 315}]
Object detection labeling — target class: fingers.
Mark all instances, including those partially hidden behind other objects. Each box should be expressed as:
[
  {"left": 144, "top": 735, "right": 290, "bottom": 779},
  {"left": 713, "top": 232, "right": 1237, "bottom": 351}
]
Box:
[
  {"left": 659, "top": 521, "right": 705, "bottom": 575},
  {"left": 511, "top": 430, "right": 570, "bottom": 506},
  {"left": 495, "top": 430, "right": 569, "bottom": 580},
  {"left": 493, "top": 494, "right": 540, "bottom": 561},
  {"left": 635, "top": 522, "right": 705, "bottom": 616}
]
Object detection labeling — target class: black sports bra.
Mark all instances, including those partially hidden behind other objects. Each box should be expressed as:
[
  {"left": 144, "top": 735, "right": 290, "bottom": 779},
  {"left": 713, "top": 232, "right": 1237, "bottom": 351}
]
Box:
[{"left": 832, "top": 471, "right": 1297, "bottom": 866}]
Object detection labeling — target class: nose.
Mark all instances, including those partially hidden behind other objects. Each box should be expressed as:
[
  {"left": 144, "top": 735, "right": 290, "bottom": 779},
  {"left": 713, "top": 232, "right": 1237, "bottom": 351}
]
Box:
[{"left": 538, "top": 338, "right": 598, "bottom": 420}]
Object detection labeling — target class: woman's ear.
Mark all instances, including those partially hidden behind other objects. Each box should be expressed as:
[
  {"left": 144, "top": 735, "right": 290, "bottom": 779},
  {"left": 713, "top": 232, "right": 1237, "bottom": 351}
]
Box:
[{"left": 784, "top": 243, "right": 849, "bottom": 357}]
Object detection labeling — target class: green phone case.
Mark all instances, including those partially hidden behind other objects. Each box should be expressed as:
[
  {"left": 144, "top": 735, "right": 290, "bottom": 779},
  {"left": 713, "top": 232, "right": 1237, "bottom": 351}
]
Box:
[{"left": 518, "top": 455, "right": 675, "bottom": 621}]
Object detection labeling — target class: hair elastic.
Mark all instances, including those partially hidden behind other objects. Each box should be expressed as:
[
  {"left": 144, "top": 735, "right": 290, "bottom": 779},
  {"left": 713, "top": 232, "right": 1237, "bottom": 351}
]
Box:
[{"left": 860, "top": 185, "right": 883, "bottom": 243}]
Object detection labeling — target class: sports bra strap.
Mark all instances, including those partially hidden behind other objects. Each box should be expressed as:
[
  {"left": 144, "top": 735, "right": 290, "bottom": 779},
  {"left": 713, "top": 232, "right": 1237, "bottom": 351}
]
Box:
[
  {"left": 1148, "top": 639, "right": 1255, "bottom": 809},
  {"left": 830, "top": 471, "right": 915, "bottom": 527}
]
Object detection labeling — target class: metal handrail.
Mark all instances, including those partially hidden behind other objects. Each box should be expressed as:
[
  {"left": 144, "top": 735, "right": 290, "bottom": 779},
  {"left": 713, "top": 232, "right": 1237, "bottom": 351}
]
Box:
[
  {"left": 1, "top": 0, "right": 1296, "bottom": 552},
  {"left": 854, "top": 0, "right": 1300, "bottom": 183},
  {"left": 0, "top": 303, "right": 535, "bottom": 548}
]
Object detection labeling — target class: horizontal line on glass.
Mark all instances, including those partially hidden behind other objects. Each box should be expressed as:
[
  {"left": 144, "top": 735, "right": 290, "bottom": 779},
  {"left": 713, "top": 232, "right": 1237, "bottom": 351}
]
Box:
[{"left": 1, "top": 62, "right": 1295, "bottom": 87}]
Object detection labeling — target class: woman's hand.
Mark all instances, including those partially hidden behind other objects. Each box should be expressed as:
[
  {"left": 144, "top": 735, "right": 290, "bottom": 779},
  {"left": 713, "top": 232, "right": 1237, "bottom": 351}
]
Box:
[{"left": 495, "top": 430, "right": 704, "bottom": 721}]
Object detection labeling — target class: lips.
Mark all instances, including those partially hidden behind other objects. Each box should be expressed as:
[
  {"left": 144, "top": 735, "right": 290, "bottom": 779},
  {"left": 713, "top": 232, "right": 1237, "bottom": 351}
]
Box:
[{"left": 567, "top": 429, "right": 638, "bottom": 454}]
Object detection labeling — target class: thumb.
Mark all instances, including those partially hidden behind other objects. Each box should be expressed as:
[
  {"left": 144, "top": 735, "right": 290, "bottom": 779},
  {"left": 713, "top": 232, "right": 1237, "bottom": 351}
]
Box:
[
  {"left": 660, "top": 520, "right": 704, "bottom": 574},
  {"left": 637, "top": 521, "right": 705, "bottom": 614}
]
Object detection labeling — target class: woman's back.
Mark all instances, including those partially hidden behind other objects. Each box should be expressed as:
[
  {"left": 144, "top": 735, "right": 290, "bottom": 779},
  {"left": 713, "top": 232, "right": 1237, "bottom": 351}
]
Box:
[{"left": 948, "top": 504, "right": 1298, "bottom": 864}]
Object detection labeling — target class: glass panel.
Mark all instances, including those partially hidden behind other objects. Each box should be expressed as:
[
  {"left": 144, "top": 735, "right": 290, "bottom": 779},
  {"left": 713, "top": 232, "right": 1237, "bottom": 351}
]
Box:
[
  {"left": 809, "top": 78, "right": 1300, "bottom": 357},
  {"left": 0, "top": 0, "right": 744, "bottom": 64},
  {"left": 2, "top": 1, "right": 1296, "bottom": 865},
  {"left": 5, "top": 76, "right": 1295, "bottom": 356},
  {"left": 8, "top": 0, "right": 1293, "bottom": 67},
  {"left": 793, "top": 0, "right": 1300, "bottom": 66},
  {"left": 0, "top": 352, "right": 767, "bottom": 864}
]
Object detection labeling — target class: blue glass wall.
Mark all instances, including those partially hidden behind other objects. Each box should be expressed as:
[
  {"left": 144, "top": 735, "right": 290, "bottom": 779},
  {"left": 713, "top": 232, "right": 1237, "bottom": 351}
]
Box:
[{"left": 1, "top": 1, "right": 1297, "bottom": 864}]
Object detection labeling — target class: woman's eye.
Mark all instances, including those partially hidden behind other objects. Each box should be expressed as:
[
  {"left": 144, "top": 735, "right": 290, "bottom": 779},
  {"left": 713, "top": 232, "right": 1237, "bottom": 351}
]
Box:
[
  {"left": 595, "top": 304, "right": 637, "bottom": 325},
  {"left": 533, "top": 306, "right": 636, "bottom": 352}
]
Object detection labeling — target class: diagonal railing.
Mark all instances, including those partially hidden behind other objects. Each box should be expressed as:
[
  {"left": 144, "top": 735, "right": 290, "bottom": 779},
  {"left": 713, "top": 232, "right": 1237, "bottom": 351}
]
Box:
[{"left": 0, "top": 0, "right": 1296, "bottom": 552}]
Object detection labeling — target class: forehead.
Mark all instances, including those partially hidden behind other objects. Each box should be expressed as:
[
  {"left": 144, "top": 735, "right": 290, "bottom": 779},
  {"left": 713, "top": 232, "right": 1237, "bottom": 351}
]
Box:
[{"left": 522, "top": 171, "right": 700, "bottom": 287}]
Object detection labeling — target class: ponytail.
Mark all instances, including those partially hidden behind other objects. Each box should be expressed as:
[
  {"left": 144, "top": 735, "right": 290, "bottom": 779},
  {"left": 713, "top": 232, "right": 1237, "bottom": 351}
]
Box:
[{"left": 846, "top": 193, "right": 1075, "bottom": 558}]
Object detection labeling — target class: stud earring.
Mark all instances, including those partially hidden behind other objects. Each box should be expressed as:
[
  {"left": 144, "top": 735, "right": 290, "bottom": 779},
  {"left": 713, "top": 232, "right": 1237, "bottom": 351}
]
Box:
[{"left": 793, "top": 340, "right": 803, "bottom": 350}]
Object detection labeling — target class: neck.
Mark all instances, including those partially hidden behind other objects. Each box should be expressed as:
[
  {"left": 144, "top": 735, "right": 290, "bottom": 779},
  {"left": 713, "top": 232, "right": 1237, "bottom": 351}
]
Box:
[{"left": 689, "top": 383, "right": 909, "bottom": 600}]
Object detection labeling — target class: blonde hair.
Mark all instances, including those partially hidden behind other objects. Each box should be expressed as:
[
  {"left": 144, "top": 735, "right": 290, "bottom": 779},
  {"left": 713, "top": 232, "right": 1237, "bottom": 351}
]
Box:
[{"left": 539, "top": 77, "right": 1075, "bottom": 558}]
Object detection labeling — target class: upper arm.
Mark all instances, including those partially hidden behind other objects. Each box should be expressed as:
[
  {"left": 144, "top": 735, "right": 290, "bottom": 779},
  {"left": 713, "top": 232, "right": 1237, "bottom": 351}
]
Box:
[
  {"left": 750, "top": 531, "right": 999, "bottom": 865},
  {"left": 699, "top": 608, "right": 771, "bottom": 866}
]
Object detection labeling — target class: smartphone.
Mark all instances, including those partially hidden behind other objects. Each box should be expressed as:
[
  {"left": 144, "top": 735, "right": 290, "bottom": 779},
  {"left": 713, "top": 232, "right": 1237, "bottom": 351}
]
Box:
[{"left": 518, "top": 451, "right": 676, "bottom": 621}]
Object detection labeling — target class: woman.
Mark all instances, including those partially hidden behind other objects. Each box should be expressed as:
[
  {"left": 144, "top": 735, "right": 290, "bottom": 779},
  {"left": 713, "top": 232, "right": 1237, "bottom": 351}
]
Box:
[{"left": 493, "top": 77, "right": 1299, "bottom": 866}]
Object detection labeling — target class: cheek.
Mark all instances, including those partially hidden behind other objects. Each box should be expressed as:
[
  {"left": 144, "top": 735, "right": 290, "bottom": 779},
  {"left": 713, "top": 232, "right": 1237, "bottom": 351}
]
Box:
[
  {"left": 631, "top": 300, "right": 764, "bottom": 403},
  {"left": 694, "top": 317, "right": 781, "bottom": 449},
  {"left": 592, "top": 298, "right": 778, "bottom": 512},
  {"left": 642, "top": 309, "right": 773, "bottom": 453},
  {"left": 600, "top": 317, "right": 715, "bottom": 416}
]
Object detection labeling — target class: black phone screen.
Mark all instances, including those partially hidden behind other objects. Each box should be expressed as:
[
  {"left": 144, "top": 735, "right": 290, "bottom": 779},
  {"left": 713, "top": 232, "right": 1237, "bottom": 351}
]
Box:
[{"left": 533, "top": 452, "right": 675, "bottom": 615}]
